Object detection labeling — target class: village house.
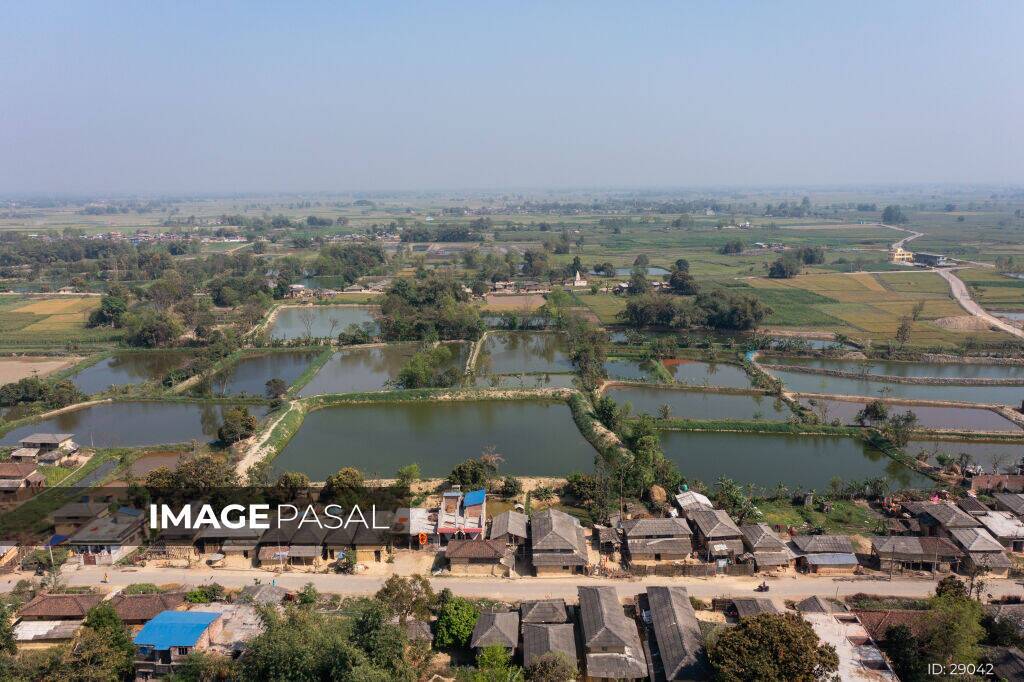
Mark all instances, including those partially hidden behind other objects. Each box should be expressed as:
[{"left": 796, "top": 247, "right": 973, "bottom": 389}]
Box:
[
  {"left": 957, "top": 496, "right": 991, "bottom": 517},
  {"left": 687, "top": 509, "right": 743, "bottom": 565},
  {"left": 796, "top": 596, "right": 848, "bottom": 614},
  {"left": 789, "top": 535, "right": 858, "bottom": 574},
  {"left": 109, "top": 592, "right": 187, "bottom": 627},
  {"left": 12, "top": 433, "right": 78, "bottom": 465},
  {"left": 643, "top": 586, "right": 706, "bottom": 680},
  {"left": 240, "top": 584, "right": 289, "bottom": 608},
  {"left": 133, "top": 610, "right": 223, "bottom": 679},
  {"left": 621, "top": 517, "right": 693, "bottom": 566},
  {"left": 949, "top": 527, "right": 1013, "bottom": 578},
  {"left": 522, "top": 622, "right": 577, "bottom": 671},
  {"left": 470, "top": 611, "right": 519, "bottom": 654},
  {"left": 971, "top": 474, "right": 1024, "bottom": 494},
  {"left": 195, "top": 524, "right": 263, "bottom": 564},
  {"left": 729, "top": 598, "right": 780, "bottom": 619},
  {"left": 488, "top": 509, "right": 528, "bottom": 550},
  {"left": 530, "top": 508, "right": 588, "bottom": 575},
  {"left": 803, "top": 612, "right": 897, "bottom": 680},
  {"left": 51, "top": 500, "right": 109, "bottom": 536},
  {"left": 66, "top": 507, "right": 146, "bottom": 565},
  {"left": 0, "top": 542, "right": 17, "bottom": 569},
  {"left": 869, "top": 536, "right": 962, "bottom": 573},
  {"left": 740, "top": 523, "right": 794, "bottom": 572},
  {"left": 908, "top": 502, "right": 983, "bottom": 538},
  {"left": 0, "top": 461, "right": 45, "bottom": 502},
  {"left": 673, "top": 490, "right": 713, "bottom": 516},
  {"left": 391, "top": 506, "right": 439, "bottom": 549},
  {"left": 444, "top": 538, "right": 512, "bottom": 576},
  {"left": 993, "top": 493, "right": 1024, "bottom": 517},
  {"left": 14, "top": 593, "right": 102, "bottom": 648},
  {"left": 577, "top": 586, "right": 647, "bottom": 681},
  {"left": 976, "top": 511, "right": 1024, "bottom": 552},
  {"left": 520, "top": 599, "right": 569, "bottom": 625},
  {"left": 438, "top": 487, "right": 486, "bottom": 539}
]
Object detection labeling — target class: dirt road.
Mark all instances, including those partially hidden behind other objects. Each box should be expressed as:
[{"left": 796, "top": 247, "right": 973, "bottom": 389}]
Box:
[
  {"left": 938, "top": 268, "right": 1024, "bottom": 340},
  {"left": 12, "top": 564, "right": 1022, "bottom": 605}
]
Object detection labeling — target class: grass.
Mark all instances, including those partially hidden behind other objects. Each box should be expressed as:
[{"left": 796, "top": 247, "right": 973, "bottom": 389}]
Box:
[
  {"left": 957, "top": 268, "right": 1024, "bottom": 309},
  {"left": 0, "top": 296, "right": 122, "bottom": 349},
  {"left": 756, "top": 498, "right": 883, "bottom": 535},
  {"left": 579, "top": 293, "right": 627, "bottom": 324},
  {"left": 655, "top": 418, "right": 858, "bottom": 436}
]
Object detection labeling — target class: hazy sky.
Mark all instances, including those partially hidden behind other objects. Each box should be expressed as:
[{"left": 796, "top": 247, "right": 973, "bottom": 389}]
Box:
[{"left": 2, "top": 2, "right": 1021, "bottom": 194}]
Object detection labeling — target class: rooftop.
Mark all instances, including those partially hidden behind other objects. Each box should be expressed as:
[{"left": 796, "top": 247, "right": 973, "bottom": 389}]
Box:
[
  {"left": 19, "top": 593, "right": 103, "bottom": 620},
  {"left": 489, "top": 510, "right": 528, "bottom": 540},
  {"left": 520, "top": 599, "right": 568, "bottom": 625},
  {"left": 646, "top": 586, "right": 704, "bottom": 681},
  {"left": 791, "top": 534, "right": 854, "bottom": 554},
  {"left": 470, "top": 611, "right": 519, "bottom": 649},
  {"left": 133, "top": 610, "right": 221, "bottom": 650},
  {"left": 522, "top": 623, "right": 576, "bottom": 670},
  {"left": 978, "top": 511, "right": 1024, "bottom": 540},
  {"left": 687, "top": 509, "right": 741, "bottom": 539}
]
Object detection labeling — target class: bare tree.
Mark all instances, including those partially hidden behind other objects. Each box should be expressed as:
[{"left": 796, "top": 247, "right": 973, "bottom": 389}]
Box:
[{"left": 298, "top": 307, "right": 316, "bottom": 339}]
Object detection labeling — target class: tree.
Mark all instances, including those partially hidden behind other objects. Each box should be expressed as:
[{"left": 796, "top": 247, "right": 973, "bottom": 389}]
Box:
[
  {"left": 882, "top": 410, "right": 918, "bottom": 448},
  {"left": 633, "top": 254, "right": 650, "bottom": 268},
  {"left": 882, "top": 205, "right": 909, "bottom": 224},
  {"left": 374, "top": 575, "right": 436, "bottom": 625},
  {"left": 879, "top": 625, "right": 926, "bottom": 682},
  {"left": 500, "top": 475, "right": 523, "bottom": 498},
  {"left": 911, "top": 299, "right": 926, "bottom": 321},
  {"left": 718, "top": 240, "right": 744, "bottom": 255},
  {"left": 895, "top": 316, "right": 912, "bottom": 346},
  {"left": 448, "top": 457, "right": 497, "bottom": 488},
  {"left": 525, "top": 651, "right": 578, "bottom": 682},
  {"left": 265, "top": 377, "right": 288, "bottom": 398},
  {"left": 0, "top": 603, "right": 15, "bottom": 659},
  {"left": 768, "top": 257, "right": 801, "bottom": 279},
  {"left": 169, "top": 650, "right": 237, "bottom": 681},
  {"left": 297, "top": 582, "right": 319, "bottom": 605},
  {"left": 855, "top": 399, "right": 889, "bottom": 426},
  {"left": 668, "top": 269, "right": 700, "bottom": 295},
  {"left": 707, "top": 613, "right": 839, "bottom": 681},
  {"left": 434, "top": 596, "right": 479, "bottom": 648},
  {"left": 921, "top": 584, "right": 984, "bottom": 666},
  {"left": 673, "top": 258, "right": 690, "bottom": 273},
  {"left": 396, "top": 463, "right": 420, "bottom": 488},
  {"left": 88, "top": 286, "right": 129, "bottom": 327},
  {"left": 627, "top": 269, "right": 650, "bottom": 295},
  {"left": 125, "top": 309, "right": 183, "bottom": 348},
  {"left": 475, "top": 645, "right": 523, "bottom": 681},
  {"left": 321, "top": 467, "right": 365, "bottom": 504},
  {"left": 218, "top": 406, "right": 258, "bottom": 444}
]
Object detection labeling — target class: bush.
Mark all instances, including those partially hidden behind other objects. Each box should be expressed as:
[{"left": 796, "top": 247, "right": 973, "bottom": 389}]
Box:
[
  {"left": 185, "top": 584, "right": 225, "bottom": 604},
  {"left": 434, "top": 597, "right": 479, "bottom": 649}
]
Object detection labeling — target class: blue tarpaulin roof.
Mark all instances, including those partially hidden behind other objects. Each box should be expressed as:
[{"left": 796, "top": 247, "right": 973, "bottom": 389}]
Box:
[
  {"left": 134, "top": 611, "right": 220, "bottom": 650},
  {"left": 463, "top": 489, "right": 486, "bottom": 506}
]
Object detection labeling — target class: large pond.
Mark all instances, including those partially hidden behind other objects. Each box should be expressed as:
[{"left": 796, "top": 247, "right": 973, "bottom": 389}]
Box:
[
  {"left": 1, "top": 402, "right": 270, "bottom": 448},
  {"left": 299, "top": 343, "right": 468, "bottom": 395},
  {"left": 799, "top": 398, "right": 1021, "bottom": 432},
  {"left": 209, "top": 351, "right": 320, "bottom": 396},
  {"left": 272, "top": 401, "right": 597, "bottom": 479},
  {"left": 769, "top": 356, "right": 1024, "bottom": 380},
  {"left": 269, "top": 305, "right": 378, "bottom": 340},
  {"left": 662, "top": 359, "right": 752, "bottom": 389},
  {"left": 905, "top": 440, "right": 1024, "bottom": 473},
  {"left": 71, "top": 352, "right": 187, "bottom": 394},
  {"left": 607, "top": 386, "right": 791, "bottom": 421},
  {"left": 475, "top": 332, "right": 574, "bottom": 374},
  {"left": 605, "top": 359, "right": 660, "bottom": 381},
  {"left": 770, "top": 368, "right": 1024, "bottom": 405},
  {"left": 659, "top": 430, "right": 933, "bottom": 490}
]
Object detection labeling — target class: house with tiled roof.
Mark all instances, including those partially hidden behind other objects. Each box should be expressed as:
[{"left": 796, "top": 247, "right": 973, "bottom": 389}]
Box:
[
  {"left": 621, "top": 517, "right": 692, "bottom": 566},
  {"left": 14, "top": 593, "right": 104, "bottom": 649},
  {"left": 740, "top": 523, "right": 794, "bottom": 571},
  {"left": 0, "top": 461, "right": 45, "bottom": 501},
  {"left": 488, "top": 510, "right": 527, "bottom": 549},
  {"left": 869, "top": 536, "right": 962, "bottom": 573},
  {"left": 644, "top": 586, "right": 706, "bottom": 680},
  {"left": 109, "top": 592, "right": 186, "bottom": 626},
  {"left": 993, "top": 493, "right": 1024, "bottom": 517},
  {"left": 66, "top": 507, "right": 146, "bottom": 565},
  {"left": 687, "top": 509, "right": 743, "bottom": 564},
  {"left": 977, "top": 511, "right": 1024, "bottom": 553},
  {"left": 577, "top": 586, "right": 647, "bottom": 680},
  {"left": 522, "top": 622, "right": 577, "bottom": 671},
  {"left": 520, "top": 598, "right": 568, "bottom": 624},
  {"left": 470, "top": 611, "right": 519, "bottom": 652},
  {"left": 911, "top": 502, "right": 982, "bottom": 538},
  {"left": 530, "top": 508, "right": 588, "bottom": 575},
  {"left": 445, "top": 538, "right": 511, "bottom": 576}
]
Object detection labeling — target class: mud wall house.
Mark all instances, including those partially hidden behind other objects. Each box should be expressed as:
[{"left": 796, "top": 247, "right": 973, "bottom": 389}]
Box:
[
  {"left": 577, "top": 586, "right": 647, "bottom": 681},
  {"left": 66, "top": 507, "right": 146, "bottom": 565},
  {"left": 445, "top": 538, "right": 512, "bottom": 577},
  {"left": 51, "top": 500, "right": 108, "bottom": 536},
  {"left": 488, "top": 510, "right": 528, "bottom": 550},
  {"left": 949, "top": 528, "right": 1013, "bottom": 578},
  {"left": 906, "top": 502, "right": 982, "bottom": 539},
  {"left": 869, "top": 536, "right": 962, "bottom": 573},
  {"left": 14, "top": 593, "right": 103, "bottom": 650},
  {"left": 673, "top": 490, "right": 713, "bottom": 517},
  {"left": 470, "top": 611, "right": 520, "bottom": 654},
  {"left": 133, "top": 610, "right": 223, "bottom": 680},
  {"left": 992, "top": 493, "right": 1024, "bottom": 517},
  {"left": 976, "top": 511, "right": 1024, "bottom": 553},
  {"left": 522, "top": 622, "right": 578, "bottom": 672},
  {"left": 530, "top": 508, "right": 589, "bottom": 576},
  {"left": 740, "top": 523, "right": 795, "bottom": 572},
  {"left": 686, "top": 509, "right": 743, "bottom": 565},
  {"left": 521, "top": 598, "right": 570, "bottom": 625},
  {"left": 195, "top": 525, "right": 262, "bottom": 564},
  {"left": 109, "top": 592, "right": 187, "bottom": 627},
  {"left": 789, "top": 535, "right": 858, "bottom": 575},
  {"left": 621, "top": 517, "right": 692, "bottom": 566},
  {"left": 643, "top": 586, "right": 706, "bottom": 681},
  {"left": 803, "top": 612, "right": 897, "bottom": 681},
  {"left": 0, "top": 461, "right": 45, "bottom": 503},
  {"left": 17, "top": 433, "right": 77, "bottom": 461}
]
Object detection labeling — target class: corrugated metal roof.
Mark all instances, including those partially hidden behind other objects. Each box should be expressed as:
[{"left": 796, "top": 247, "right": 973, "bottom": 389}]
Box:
[
  {"left": 805, "top": 552, "right": 858, "bottom": 566},
  {"left": 133, "top": 611, "right": 221, "bottom": 650}
]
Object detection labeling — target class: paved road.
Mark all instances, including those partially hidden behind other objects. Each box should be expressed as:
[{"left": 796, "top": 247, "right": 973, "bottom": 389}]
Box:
[
  {"left": 937, "top": 268, "right": 1024, "bottom": 340},
  {"left": 887, "top": 224, "right": 923, "bottom": 250},
  {"left": 8, "top": 564, "right": 1022, "bottom": 604}
]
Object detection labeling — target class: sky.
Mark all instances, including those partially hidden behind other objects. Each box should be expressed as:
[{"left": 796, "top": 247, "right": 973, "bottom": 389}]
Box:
[{"left": 1, "top": 2, "right": 1021, "bottom": 195}]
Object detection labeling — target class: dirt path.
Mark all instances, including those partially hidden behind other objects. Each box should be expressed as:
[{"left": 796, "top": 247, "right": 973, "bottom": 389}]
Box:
[
  {"left": 937, "top": 268, "right": 1024, "bottom": 340},
  {"left": 886, "top": 224, "right": 923, "bottom": 250}
]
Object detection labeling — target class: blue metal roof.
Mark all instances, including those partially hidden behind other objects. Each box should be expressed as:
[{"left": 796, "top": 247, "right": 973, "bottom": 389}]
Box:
[
  {"left": 463, "top": 489, "right": 486, "bottom": 506},
  {"left": 133, "top": 611, "right": 220, "bottom": 650}
]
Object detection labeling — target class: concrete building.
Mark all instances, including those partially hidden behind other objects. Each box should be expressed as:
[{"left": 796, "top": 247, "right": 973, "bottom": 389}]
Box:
[{"left": 133, "top": 611, "right": 223, "bottom": 679}]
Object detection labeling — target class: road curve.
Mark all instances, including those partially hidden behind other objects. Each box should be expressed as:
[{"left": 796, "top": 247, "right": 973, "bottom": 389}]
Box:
[{"left": 937, "top": 268, "right": 1024, "bottom": 340}]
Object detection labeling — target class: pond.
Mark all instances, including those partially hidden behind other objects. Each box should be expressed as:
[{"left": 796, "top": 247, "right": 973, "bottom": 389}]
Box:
[
  {"left": 269, "top": 305, "right": 379, "bottom": 340},
  {"left": 208, "top": 351, "right": 320, "bottom": 397},
  {"left": 662, "top": 359, "right": 752, "bottom": 388},
  {"left": 606, "top": 386, "right": 791, "bottom": 421},
  {"left": 770, "top": 368, "right": 1024, "bottom": 404},
  {"left": 605, "top": 359, "right": 660, "bottom": 381},
  {"left": 471, "top": 373, "right": 577, "bottom": 389},
  {"left": 769, "top": 356, "right": 1024, "bottom": 380},
  {"left": 71, "top": 352, "right": 187, "bottom": 394},
  {"left": 475, "top": 332, "right": 574, "bottom": 375},
  {"left": 659, "top": 430, "right": 934, "bottom": 490},
  {"left": 272, "top": 401, "right": 597, "bottom": 479},
  {"left": 995, "top": 312, "right": 1024, "bottom": 321},
  {"left": 299, "top": 343, "right": 468, "bottom": 395},
  {"left": 905, "top": 440, "right": 1024, "bottom": 473},
  {"left": 798, "top": 398, "right": 1021, "bottom": 432},
  {"left": 0, "top": 402, "right": 270, "bottom": 448}
]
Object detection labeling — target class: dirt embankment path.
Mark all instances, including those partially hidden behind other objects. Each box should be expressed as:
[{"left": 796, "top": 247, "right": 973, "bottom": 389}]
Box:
[{"left": 937, "top": 268, "right": 1024, "bottom": 341}]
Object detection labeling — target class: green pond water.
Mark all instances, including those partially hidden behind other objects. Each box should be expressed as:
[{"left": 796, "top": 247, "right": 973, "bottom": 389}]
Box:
[
  {"left": 771, "top": 368, "right": 1024, "bottom": 405},
  {"left": 663, "top": 360, "right": 752, "bottom": 388},
  {"left": 299, "top": 343, "right": 468, "bottom": 395},
  {"left": 659, "top": 430, "right": 934, "bottom": 490},
  {"left": 272, "top": 401, "right": 597, "bottom": 479},
  {"left": 270, "top": 305, "right": 379, "bottom": 339},
  {"left": 771, "top": 356, "right": 1024, "bottom": 380},
  {"left": 607, "top": 386, "right": 791, "bottom": 421},
  {"left": 71, "top": 351, "right": 187, "bottom": 394},
  {"left": 475, "top": 332, "right": 574, "bottom": 374},
  {"left": 906, "top": 440, "right": 1024, "bottom": 473},
  {"left": 605, "top": 359, "right": 659, "bottom": 380},
  {"left": 209, "top": 351, "right": 319, "bottom": 396},
  {"left": 799, "top": 398, "right": 1021, "bottom": 432},
  {"left": 1, "top": 402, "right": 270, "bottom": 448}
]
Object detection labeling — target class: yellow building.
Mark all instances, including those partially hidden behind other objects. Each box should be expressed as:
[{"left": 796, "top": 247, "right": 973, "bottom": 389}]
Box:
[{"left": 890, "top": 247, "right": 914, "bottom": 263}]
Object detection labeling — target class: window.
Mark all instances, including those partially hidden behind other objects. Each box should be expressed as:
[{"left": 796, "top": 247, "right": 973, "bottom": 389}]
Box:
[{"left": 176, "top": 647, "right": 190, "bottom": 656}]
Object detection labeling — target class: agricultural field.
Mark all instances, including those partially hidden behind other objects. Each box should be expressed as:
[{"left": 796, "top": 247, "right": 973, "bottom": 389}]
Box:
[
  {"left": 0, "top": 295, "right": 120, "bottom": 349},
  {"left": 579, "top": 292, "right": 627, "bottom": 324},
  {"left": 956, "top": 268, "right": 1024, "bottom": 310},
  {"left": 744, "top": 271, "right": 1009, "bottom": 346}
]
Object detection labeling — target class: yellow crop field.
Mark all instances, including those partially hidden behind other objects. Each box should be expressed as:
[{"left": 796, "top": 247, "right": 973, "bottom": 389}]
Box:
[
  {"left": 13, "top": 298, "right": 98, "bottom": 315},
  {"left": 0, "top": 295, "right": 117, "bottom": 348}
]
